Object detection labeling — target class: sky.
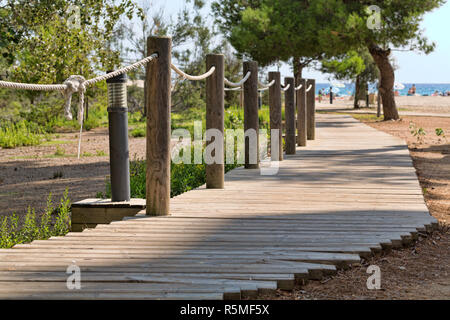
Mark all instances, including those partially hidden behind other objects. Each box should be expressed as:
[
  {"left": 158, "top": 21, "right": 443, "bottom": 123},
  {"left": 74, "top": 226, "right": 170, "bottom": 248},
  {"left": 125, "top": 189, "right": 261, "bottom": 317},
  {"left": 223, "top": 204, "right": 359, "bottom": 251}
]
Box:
[{"left": 143, "top": 0, "right": 450, "bottom": 84}]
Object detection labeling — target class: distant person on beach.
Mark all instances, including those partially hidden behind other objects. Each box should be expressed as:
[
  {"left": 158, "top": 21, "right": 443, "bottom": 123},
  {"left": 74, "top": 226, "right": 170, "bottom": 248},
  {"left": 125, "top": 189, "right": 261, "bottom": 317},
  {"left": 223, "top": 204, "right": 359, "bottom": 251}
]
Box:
[
  {"left": 394, "top": 90, "right": 400, "bottom": 96},
  {"left": 318, "top": 89, "right": 323, "bottom": 102},
  {"left": 408, "top": 84, "right": 417, "bottom": 96}
]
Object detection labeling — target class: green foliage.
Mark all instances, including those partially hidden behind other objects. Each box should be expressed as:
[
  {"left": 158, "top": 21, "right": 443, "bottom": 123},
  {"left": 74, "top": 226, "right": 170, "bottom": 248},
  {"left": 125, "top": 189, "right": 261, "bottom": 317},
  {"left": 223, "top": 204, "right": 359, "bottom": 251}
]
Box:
[
  {"left": 0, "top": 120, "right": 45, "bottom": 148},
  {"left": 54, "top": 146, "right": 66, "bottom": 157},
  {"left": 105, "top": 157, "right": 241, "bottom": 200},
  {"left": 321, "top": 50, "right": 367, "bottom": 81},
  {"left": 5, "top": 0, "right": 140, "bottom": 84},
  {"left": 130, "top": 126, "right": 146, "bottom": 138},
  {"left": 435, "top": 128, "right": 445, "bottom": 138},
  {"left": 0, "top": 190, "right": 71, "bottom": 249},
  {"left": 96, "top": 150, "right": 107, "bottom": 157},
  {"left": 0, "top": 1, "right": 129, "bottom": 141},
  {"left": 410, "top": 122, "right": 427, "bottom": 143}
]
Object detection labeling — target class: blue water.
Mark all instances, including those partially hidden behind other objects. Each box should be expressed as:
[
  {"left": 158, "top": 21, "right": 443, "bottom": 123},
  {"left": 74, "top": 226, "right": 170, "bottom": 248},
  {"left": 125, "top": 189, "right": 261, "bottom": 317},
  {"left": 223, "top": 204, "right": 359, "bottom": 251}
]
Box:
[{"left": 316, "top": 83, "right": 450, "bottom": 97}]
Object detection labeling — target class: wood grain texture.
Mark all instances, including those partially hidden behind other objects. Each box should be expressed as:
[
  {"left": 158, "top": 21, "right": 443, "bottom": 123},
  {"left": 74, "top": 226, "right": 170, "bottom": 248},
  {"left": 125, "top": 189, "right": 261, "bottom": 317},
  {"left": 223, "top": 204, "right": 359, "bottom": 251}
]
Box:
[
  {"left": 297, "top": 79, "right": 307, "bottom": 146},
  {"left": 269, "top": 72, "right": 283, "bottom": 161},
  {"left": 206, "top": 54, "right": 225, "bottom": 189},
  {"left": 244, "top": 61, "right": 259, "bottom": 169},
  {"left": 284, "top": 77, "right": 296, "bottom": 154},
  {"left": 307, "top": 79, "right": 316, "bottom": 141},
  {"left": 0, "top": 114, "right": 436, "bottom": 300},
  {"left": 146, "top": 36, "right": 171, "bottom": 216}
]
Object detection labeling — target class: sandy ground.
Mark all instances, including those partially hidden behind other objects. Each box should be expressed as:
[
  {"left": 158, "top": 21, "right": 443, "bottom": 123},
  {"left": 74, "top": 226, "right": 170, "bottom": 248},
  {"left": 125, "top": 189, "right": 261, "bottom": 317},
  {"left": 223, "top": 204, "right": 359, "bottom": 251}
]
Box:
[
  {"left": 0, "top": 128, "right": 147, "bottom": 218},
  {"left": 256, "top": 114, "right": 450, "bottom": 300},
  {"left": 318, "top": 95, "right": 450, "bottom": 115}
]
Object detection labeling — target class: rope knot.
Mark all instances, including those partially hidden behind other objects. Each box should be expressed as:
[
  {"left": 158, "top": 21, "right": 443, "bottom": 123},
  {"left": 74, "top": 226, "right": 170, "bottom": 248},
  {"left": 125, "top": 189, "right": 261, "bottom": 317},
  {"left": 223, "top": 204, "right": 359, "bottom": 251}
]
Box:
[{"left": 63, "top": 75, "right": 87, "bottom": 123}]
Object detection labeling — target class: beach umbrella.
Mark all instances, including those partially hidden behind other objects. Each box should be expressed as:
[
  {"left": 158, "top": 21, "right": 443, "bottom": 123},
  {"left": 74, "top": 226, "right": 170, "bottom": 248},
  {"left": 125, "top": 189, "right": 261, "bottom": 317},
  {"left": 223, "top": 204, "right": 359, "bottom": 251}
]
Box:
[
  {"left": 331, "top": 87, "right": 340, "bottom": 94},
  {"left": 394, "top": 82, "right": 405, "bottom": 90}
]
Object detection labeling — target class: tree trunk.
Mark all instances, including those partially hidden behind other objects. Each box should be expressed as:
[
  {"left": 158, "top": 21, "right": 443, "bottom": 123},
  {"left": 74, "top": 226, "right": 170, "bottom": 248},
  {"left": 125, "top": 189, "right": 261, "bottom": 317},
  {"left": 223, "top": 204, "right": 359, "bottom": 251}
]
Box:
[
  {"left": 354, "top": 75, "right": 360, "bottom": 109},
  {"left": 368, "top": 45, "right": 399, "bottom": 120},
  {"left": 293, "top": 57, "right": 303, "bottom": 85}
]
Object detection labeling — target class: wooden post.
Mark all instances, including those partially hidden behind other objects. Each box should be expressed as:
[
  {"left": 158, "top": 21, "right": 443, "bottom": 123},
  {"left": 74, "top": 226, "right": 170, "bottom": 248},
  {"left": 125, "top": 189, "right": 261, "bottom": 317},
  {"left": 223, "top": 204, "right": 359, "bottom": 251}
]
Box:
[
  {"left": 377, "top": 82, "right": 382, "bottom": 117},
  {"left": 284, "top": 77, "right": 296, "bottom": 155},
  {"left": 297, "top": 78, "right": 307, "bottom": 147},
  {"left": 206, "top": 54, "right": 225, "bottom": 189},
  {"left": 85, "top": 96, "right": 89, "bottom": 121},
  {"left": 307, "top": 79, "right": 316, "bottom": 141},
  {"left": 243, "top": 61, "right": 259, "bottom": 169},
  {"left": 269, "top": 72, "right": 283, "bottom": 161},
  {"left": 240, "top": 90, "right": 244, "bottom": 108},
  {"left": 146, "top": 36, "right": 171, "bottom": 216}
]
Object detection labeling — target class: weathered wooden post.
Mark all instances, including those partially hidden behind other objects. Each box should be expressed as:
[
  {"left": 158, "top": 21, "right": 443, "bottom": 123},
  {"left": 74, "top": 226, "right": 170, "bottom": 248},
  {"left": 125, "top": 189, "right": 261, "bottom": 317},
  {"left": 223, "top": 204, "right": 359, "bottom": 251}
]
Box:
[
  {"left": 206, "top": 54, "right": 225, "bottom": 188},
  {"left": 146, "top": 36, "right": 171, "bottom": 216},
  {"left": 307, "top": 79, "right": 316, "bottom": 141},
  {"left": 269, "top": 72, "right": 283, "bottom": 161},
  {"left": 297, "top": 78, "right": 307, "bottom": 147},
  {"left": 284, "top": 77, "right": 296, "bottom": 155},
  {"left": 244, "top": 61, "right": 259, "bottom": 169}
]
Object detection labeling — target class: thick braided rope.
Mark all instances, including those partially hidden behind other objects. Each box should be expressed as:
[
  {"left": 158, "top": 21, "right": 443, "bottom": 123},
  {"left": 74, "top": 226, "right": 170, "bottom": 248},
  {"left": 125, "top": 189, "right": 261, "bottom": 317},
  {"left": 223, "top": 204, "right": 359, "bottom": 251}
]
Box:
[
  {"left": 0, "top": 54, "right": 158, "bottom": 159},
  {"left": 0, "top": 81, "right": 66, "bottom": 91},
  {"left": 282, "top": 84, "right": 291, "bottom": 92},
  {"left": 258, "top": 80, "right": 276, "bottom": 89},
  {"left": 306, "top": 84, "right": 313, "bottom": 92},
  {"left": 295, "top": 84, "right": 303, "bottom": 91},
  {"left": 84, "top": 53, "right": 158, "bottom": 87},
  {"left": 0, "top": 54, "right": 159, "bottom": 92},
  {"left": 171, "top": 64, "right": 216, "bottom": 81},
  {"left": 224, "top": 87, "right": 243, "bottom": 92},
  {"left": 224, "top": 72, "right": 251, "bottom": 87}
]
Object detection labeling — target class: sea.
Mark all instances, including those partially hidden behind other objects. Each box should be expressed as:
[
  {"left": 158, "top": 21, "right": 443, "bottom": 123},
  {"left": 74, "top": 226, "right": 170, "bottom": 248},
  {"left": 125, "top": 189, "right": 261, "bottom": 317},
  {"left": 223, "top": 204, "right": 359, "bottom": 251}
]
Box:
[{"left": 316, "top": 83, "right": 450, "bottom": 97}]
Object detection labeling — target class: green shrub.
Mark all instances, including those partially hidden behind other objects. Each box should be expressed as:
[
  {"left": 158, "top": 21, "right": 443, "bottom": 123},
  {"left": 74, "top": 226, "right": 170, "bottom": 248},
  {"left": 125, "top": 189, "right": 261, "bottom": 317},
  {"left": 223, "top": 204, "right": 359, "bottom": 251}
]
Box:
[
  {"left": 96, "top": 150, "right": 107, "bottom": 157},
  {"left": 0, "top": 121, "right": 44, "bottom": 148},
  {"left": 54, "top": 146, "right": 66, "bottom": 156},
  {"left": 0, "top": 190, "right": 71, "bottom": 249},
  {"left": 130, "top": 126, "right": 146, "bottom": 138},
  {"left": 104, "top": 153, "right": 241, "bottom": 200}
]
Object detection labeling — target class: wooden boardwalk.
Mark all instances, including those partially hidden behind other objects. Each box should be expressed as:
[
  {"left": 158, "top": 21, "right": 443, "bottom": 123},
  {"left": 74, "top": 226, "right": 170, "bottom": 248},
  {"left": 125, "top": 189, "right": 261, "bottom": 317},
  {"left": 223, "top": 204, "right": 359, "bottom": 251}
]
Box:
[{"left": 0, "top": 114, "right": 437, "bottom": 300}]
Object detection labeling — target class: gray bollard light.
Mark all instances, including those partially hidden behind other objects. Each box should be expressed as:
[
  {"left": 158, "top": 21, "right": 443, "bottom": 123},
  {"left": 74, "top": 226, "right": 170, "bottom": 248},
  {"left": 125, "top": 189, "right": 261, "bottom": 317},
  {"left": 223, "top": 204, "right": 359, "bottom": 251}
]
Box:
[{"left": 106, "top": 72, "right": 131, "bottom": 202}]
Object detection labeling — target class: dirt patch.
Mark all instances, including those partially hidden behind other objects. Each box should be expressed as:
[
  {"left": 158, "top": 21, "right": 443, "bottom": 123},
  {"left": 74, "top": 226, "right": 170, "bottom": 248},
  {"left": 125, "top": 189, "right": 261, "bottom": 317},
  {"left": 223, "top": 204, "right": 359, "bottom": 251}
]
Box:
[
  {"left": 256, "top": 226, "right": 450, "bottom": 300},
  {"left": 255, "top": 115, "right": 450, "bottom": 300},
  {"left": 0, "top": 127, "right": 146, "bottom": 219}
]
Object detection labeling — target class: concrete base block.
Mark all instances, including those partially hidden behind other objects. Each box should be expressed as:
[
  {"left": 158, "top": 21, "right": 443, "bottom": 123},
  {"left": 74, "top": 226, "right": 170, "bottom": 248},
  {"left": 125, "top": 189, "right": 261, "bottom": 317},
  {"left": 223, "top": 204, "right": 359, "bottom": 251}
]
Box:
[{"left": 71, "top": 198, "right": 146, "bottom": 232}]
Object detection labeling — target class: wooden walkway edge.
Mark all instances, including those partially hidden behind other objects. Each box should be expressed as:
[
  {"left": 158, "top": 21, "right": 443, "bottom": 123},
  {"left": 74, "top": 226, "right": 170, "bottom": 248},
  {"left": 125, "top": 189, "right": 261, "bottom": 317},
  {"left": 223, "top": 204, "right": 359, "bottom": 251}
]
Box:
[{"left": 0, "top": 114, "right": 437, "bottom": 300}]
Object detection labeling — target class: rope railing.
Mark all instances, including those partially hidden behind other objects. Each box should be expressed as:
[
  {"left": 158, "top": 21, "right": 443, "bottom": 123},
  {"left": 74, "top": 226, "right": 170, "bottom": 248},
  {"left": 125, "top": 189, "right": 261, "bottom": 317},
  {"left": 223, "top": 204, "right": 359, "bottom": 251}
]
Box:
[
  {"left": 0, "top": 32, "right": 318, "bottom": 219},
  {"left": 258, "top": 80, "right": 276, "bottom": 89},
  {"left": 224, "top": 72, "right": 251, "bottom": 87},
  {"left": 0, "top": 53, "right": 159, "bottom": 159},
  {"left": 171, "top": 64, "right": 216, "bottom": 81},
  {"left": 224, "top": 87, "right": 243, "bottom": 92},
  {"left": 0, "top": 81, "right": 66, "bottom": 91}
]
